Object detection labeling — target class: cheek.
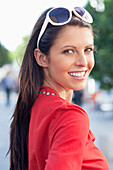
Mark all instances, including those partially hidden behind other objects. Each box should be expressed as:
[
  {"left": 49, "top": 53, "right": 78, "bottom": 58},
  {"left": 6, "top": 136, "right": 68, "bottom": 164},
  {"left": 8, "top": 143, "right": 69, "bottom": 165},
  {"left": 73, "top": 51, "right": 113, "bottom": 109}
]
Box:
[
  {"left": 89, "top": 55, "right": 95, "bottom": 71},
  {"left": 50, "top": 58, "right": 70, "bottom": 72}
]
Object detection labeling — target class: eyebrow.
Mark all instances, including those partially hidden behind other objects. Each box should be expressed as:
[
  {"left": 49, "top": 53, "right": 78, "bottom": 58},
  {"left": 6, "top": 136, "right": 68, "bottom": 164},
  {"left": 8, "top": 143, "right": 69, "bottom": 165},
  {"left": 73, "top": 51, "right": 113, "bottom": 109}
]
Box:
[
  {"left": 85, "top": 44, "right": 94, "bottom": 48},
  {"left": 61, "top": 44, "right": 94, "bottom": 49},
  {"left": 61, "top": 45, "right": 77, "bottom": 49}
]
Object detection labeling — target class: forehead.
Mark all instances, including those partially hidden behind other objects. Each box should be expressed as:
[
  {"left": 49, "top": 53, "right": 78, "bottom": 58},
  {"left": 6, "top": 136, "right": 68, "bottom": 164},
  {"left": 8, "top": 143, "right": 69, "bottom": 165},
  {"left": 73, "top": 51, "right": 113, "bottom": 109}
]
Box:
[{"left": 53, "top": 25, "right": 94, "bottom": 47}]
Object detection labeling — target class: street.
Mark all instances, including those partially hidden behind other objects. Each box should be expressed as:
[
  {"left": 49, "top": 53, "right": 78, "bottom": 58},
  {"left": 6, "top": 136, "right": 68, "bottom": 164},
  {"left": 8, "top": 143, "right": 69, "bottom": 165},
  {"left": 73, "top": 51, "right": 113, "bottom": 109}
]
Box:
[
  {"left": 0, "top": 90, "right": 17, "bottom": 170},
  {"left": 83, "top": 102, "right": 113, "bottom": 169},
  {"left": 0, "top": 90, "right": 113, "bottom": 169}
]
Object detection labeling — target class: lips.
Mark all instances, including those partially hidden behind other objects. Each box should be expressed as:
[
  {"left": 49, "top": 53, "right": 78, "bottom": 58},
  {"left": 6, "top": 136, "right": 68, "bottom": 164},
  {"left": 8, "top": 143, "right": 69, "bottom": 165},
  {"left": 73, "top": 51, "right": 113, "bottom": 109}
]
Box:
[{"left": 68, "top": 71, "right": 87, "bottom": 77}]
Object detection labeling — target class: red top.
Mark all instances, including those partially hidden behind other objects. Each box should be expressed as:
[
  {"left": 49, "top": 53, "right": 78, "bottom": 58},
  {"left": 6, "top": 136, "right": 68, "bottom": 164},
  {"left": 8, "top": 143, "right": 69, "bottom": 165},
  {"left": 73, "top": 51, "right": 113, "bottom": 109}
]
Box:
[{"left": 28, "top": 86, "right": 109, "bottom": 170}]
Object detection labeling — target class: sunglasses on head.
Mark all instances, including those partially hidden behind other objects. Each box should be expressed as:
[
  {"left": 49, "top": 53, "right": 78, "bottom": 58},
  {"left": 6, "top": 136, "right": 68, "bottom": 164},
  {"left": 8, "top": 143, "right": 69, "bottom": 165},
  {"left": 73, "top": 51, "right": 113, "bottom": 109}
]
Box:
[{"left": 37, "top": 7, "right": 93, "bottom": 47}]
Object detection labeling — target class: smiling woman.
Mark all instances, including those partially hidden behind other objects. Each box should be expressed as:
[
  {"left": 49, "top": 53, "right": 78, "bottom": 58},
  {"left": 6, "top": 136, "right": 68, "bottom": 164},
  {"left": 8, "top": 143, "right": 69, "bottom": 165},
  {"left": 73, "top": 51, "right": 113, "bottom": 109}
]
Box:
[{"left": 9, "top": 6, "right": 109, "bottom": 170}]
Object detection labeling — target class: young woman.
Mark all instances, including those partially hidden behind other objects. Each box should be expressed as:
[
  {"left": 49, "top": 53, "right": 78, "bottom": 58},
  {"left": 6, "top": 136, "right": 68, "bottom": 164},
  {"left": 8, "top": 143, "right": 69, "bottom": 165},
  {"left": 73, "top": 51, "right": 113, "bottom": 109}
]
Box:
[{"left": 9, "top": 6, "right": 109, "bottom": 170}]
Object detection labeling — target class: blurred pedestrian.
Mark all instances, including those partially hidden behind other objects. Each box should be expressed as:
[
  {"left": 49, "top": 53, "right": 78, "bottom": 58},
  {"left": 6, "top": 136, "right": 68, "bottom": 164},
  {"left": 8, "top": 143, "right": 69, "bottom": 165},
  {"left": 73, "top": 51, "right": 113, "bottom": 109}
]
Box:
[
  {"left": 72, "top": 90, "right": 83, "bottom": 106},
  {"left": 2, "top": 71, "right": 14, "bottom": 105},
  {"left": 9, "top": 6, "right": 109, "bottom": 170}
]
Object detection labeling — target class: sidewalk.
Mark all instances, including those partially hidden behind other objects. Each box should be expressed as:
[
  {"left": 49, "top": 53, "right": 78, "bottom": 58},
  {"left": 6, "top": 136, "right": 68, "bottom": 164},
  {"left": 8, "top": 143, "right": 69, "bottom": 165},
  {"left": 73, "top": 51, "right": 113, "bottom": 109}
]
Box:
[
  {"left": 83, "top": 102, "right": 113, "bottom": 169},
  {"left": 0, "top": 90, "right": 17, "bottom": 170}
]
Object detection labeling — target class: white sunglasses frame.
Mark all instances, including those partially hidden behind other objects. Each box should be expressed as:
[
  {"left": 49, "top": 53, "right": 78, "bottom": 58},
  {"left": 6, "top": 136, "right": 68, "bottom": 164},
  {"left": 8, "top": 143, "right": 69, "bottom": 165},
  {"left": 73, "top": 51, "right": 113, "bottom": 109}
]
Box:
[{"left": 37, "top": 7, "right": 93, "bottom": 47}]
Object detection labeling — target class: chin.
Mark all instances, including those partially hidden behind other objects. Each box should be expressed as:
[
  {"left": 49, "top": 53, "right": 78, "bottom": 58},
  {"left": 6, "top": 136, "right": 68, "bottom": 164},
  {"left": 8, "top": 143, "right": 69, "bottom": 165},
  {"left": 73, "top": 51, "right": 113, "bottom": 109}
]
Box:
[
  {"left": 74, "top": 87, "right": 85, "bottom": 91},
  {"left": 72, "top": 84, "right": 86, "bottom": 91}
]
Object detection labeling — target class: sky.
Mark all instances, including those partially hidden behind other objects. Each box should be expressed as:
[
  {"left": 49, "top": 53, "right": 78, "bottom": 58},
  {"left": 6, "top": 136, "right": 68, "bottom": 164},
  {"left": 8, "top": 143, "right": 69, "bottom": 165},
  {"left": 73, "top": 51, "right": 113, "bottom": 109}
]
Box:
[{"left": 0, "top": 0, "right": 88, "bottom": 52}]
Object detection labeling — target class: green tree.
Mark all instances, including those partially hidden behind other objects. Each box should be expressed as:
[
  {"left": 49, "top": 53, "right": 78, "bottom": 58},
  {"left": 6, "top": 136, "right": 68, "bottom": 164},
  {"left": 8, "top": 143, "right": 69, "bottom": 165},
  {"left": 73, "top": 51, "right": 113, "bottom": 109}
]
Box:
[
  {"left": 86, "top": 0, "right": 113, "bottom": 90},
  {"left": 13, "top": 35, "right": 29, "bottom": 63},
  {"left": 0, "top": 42, "right": 12, "bottom": 67}
]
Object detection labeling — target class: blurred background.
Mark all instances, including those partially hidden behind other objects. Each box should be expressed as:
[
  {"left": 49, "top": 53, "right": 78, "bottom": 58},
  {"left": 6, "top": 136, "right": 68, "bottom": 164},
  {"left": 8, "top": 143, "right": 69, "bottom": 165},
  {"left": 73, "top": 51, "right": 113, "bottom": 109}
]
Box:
[{"left": 0, "top": 0, "right": 113, "bottom": 169}]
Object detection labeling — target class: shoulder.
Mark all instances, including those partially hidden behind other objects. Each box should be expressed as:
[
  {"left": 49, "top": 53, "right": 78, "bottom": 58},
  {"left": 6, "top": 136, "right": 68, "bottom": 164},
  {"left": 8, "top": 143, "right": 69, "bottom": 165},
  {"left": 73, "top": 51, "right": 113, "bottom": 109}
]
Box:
[
  {"left": 34, "top": 94, "right": 89, "bottom": 121},
  {"left": 49, "top": 97, "right": 90, "bottom": 134},
  {"left": 53, "top": 97, "right": 89, "bottom": 121},
  {"left": 33, "top": 95, "right": 89, "bottom": 131},
  {"left": 48, "top": 98, "right": 90, "bottom": 150}
]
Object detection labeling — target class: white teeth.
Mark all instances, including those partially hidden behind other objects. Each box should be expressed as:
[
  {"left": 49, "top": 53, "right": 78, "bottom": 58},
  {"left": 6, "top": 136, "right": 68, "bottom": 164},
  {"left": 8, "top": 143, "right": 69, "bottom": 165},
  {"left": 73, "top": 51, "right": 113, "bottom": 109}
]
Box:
[{"left": 69, "top": 72, "right": 85, "bottom": 77}]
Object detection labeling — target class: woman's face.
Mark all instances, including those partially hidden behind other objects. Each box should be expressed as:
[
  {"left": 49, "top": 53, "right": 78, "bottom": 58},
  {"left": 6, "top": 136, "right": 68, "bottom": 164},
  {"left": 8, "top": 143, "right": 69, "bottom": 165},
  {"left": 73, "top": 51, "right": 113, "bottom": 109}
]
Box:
[{"left": 44, "top": 25, "right": 94, "bottom": 92}]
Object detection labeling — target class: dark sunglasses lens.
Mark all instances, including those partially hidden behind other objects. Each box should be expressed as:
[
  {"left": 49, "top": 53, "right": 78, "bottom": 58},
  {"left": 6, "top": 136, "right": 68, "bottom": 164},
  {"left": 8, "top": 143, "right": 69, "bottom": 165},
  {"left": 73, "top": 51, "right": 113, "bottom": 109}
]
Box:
[
  {"left": 74, "top": 7, "right": 85, "bottom": 17},
  {"left": 49, "top": 8, "right": 70, "bottom": 23}
]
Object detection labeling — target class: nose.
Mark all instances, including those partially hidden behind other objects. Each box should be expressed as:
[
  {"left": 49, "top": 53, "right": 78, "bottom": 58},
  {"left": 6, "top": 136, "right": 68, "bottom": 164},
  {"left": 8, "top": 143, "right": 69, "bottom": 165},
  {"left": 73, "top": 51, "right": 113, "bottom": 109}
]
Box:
[{"left": 75, "top": 51, "right": 88, "bottom": 67}]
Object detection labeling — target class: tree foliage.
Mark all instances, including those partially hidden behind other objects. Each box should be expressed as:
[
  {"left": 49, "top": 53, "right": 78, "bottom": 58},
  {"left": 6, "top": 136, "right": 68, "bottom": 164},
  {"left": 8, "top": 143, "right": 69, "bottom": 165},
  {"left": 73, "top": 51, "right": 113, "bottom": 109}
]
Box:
[
  {"left": 86, "top": 0, "right": 113, "bottom": 90},
  {"left": 0, "top": 42, "right": 12, "bottom": 67},
  {"left": 13, "top": 35, "right": 29, "bottom": 63}
]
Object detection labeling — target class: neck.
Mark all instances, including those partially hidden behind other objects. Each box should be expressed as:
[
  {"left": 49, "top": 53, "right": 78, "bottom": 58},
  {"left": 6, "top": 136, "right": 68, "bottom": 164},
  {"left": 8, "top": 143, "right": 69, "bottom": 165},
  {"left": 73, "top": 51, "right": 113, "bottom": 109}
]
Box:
[
  {"left": 43, "top": 80, "right": 73, "bottom": 103},
  {"left": 59, "top": 90, "right": 73, "bottom": 103}
]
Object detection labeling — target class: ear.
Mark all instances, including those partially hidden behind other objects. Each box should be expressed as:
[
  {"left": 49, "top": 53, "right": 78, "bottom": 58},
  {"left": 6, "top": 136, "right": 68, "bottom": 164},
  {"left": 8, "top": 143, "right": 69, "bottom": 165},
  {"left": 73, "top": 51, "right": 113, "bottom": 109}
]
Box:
[{"left": 34, "top": 48, "right": 48, "bottom": 67}]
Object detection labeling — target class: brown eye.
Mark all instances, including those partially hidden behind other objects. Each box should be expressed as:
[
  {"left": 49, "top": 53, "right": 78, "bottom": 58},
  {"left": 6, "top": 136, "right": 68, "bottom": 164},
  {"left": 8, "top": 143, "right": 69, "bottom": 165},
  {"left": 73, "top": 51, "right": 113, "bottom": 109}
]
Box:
[
  {"left": 85, "top": 48, "right": 93, "bottom": 52},
  {"left": 63, "top": 49, "right": 74, "bottom": 54}
]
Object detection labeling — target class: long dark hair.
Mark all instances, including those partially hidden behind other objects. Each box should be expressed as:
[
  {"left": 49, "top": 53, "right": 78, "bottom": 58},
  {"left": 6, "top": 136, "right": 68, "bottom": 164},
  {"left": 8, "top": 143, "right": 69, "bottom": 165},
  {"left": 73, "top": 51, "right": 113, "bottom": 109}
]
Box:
[{"left": 9, "top": 7, "right": 93, "bottom": 170}]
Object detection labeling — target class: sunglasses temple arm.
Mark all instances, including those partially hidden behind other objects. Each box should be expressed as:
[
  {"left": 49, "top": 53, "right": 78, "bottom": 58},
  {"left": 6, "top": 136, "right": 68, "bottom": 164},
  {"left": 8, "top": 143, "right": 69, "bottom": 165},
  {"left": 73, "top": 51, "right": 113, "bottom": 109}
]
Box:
[{"left": 37, "top": 18, "right": 49, "bottom": 48}]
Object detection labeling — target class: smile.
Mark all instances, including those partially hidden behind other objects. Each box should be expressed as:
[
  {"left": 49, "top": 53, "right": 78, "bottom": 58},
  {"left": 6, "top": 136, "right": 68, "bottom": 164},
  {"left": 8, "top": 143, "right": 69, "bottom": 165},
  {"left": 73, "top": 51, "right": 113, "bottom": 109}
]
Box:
[{"left": 68, "top": 71, "right": 86, "bottom": 77}]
